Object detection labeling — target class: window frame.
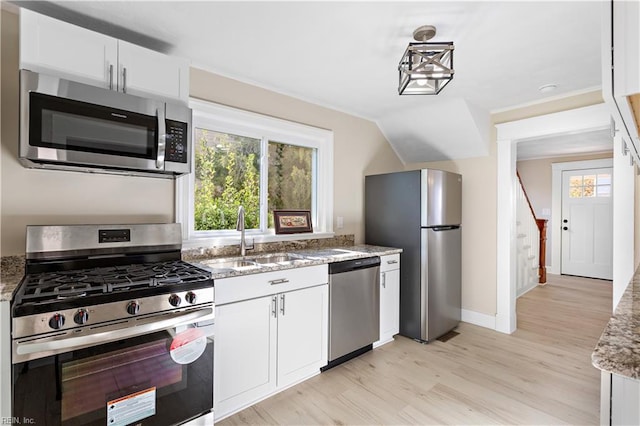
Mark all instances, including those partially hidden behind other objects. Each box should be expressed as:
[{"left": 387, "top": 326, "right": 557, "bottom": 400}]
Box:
[{"left": 176, "top": 99, "right": 334, "bottom": 249}]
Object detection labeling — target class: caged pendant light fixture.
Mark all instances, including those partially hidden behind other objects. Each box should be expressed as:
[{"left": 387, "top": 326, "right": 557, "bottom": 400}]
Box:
[{"left": 398, "top": 25, "right": 454, "bottom": 95}]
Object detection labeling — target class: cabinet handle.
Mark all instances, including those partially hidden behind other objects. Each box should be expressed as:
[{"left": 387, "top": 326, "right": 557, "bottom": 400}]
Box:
[
  {"left": 122, "top": 67, "right": 127, "bottom": 93},
  {"left": 108, "top": 64, "right": 114, "bottom": 90},
  {"left": 280, "top": 294, "right": 286, "bottom": 316},
  {"left": 387, "top": 259, "right": 398, "bottom": 264},
  {"left": 269, "top": 278, "right": 289, "bottom": 285},
  {"left": 271, "top": 296, "right": 277, "bottom": 318},
  {"left": 382, "top": 272, "right": 386, "bottom": 288}
]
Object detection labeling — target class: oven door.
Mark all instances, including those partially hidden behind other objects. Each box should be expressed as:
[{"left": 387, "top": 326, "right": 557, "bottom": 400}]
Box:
[
  {"left": 20, "top": 69, "right": 167, "bottom": 174},
  {"left": 12, "top": 312, "right": 214, "bottom": 426}
]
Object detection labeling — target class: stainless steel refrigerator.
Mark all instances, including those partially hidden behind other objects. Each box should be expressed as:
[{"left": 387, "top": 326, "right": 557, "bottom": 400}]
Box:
[{"left": 365, "top": 169, "right": 462, "bottom": 342}]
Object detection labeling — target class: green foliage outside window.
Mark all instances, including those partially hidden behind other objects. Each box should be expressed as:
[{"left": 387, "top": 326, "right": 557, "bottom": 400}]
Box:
[
  {"left": 194, "top": 129, "right": 260, "bottom": 230},
  {"left": 267, "top": 141, "right": 313, "bottom": 227},
  {"left": 194, "top": 129, "right": 315, "bottom": 232}
]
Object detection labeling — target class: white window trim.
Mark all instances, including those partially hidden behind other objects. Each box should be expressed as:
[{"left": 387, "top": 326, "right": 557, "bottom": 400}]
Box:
[{"left": 176, "top": 98, "right": 334, "bottom": 249}]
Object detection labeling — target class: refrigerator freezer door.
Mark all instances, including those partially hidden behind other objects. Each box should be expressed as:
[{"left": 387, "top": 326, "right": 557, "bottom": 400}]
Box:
[
  {"left": 421, "top": 169, "right": 462, "bottom": 227},
  {"left": 420, "top": 227, "right": 461, "bottom": 341}
]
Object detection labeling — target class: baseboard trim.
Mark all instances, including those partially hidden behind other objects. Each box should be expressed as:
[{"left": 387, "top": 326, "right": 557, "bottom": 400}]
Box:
[{"left": 461, "top": 309, "right": 496, "bottom": 330}]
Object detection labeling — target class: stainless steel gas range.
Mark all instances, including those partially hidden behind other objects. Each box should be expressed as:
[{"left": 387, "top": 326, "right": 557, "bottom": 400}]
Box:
[{"left": 11, "top": 224, "right": 214, "bottom": 426}]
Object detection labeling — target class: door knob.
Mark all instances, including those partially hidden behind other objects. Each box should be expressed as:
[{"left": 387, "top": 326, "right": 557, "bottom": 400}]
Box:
[{"left": 563, "top": 226, "right": 568, "bottom": 231}]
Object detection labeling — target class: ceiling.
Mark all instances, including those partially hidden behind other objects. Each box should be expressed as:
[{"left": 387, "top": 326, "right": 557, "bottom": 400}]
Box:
[
  {"left": 517, "top": 129, "right": 613, "bottom": 161},
  {"left": 13, "top": 1, "right": 604, "bottom": 164}
]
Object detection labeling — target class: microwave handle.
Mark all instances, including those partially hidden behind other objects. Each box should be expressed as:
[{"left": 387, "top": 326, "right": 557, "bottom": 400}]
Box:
[{"left": 157, "top": 107, "right": 166, "bottom": 170}]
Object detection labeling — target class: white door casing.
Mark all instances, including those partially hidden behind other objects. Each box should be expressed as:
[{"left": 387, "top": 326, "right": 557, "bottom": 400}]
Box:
[
  {"left": 560, "top": 167, "right": 613, "bottom": 279},
  {"left": 495, "top": 103, "right": 611, "bottom": 334}
]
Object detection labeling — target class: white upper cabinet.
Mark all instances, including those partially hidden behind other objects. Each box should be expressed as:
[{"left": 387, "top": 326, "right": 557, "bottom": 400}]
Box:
[
  {"left": 604, "top": 0, "right": 640, "bottom": 158},
  {"left": 19, "top": 9, "right": 189, "bottom": 103},
  {"left": 612, "top": 0, "right": 640, "bottom": 97},
  {"left": 20, "top": 9, "right": 118, "bottom": 89},
  {"left": 118, "top": 40, "right": 189, "bottom": 101}
]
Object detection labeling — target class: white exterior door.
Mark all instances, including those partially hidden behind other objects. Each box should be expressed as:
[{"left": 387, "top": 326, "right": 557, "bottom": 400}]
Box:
[{"left": 561, "top": 167, "right": 613, "bottom": 279}]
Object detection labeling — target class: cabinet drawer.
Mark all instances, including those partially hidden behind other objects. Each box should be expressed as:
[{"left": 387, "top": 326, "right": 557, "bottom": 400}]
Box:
[
  {"left": 380, "top": 254, "right": 400, "bottom": 272},
  {"left": 215, "top": 264, "right": 328, "bottom": 305}
]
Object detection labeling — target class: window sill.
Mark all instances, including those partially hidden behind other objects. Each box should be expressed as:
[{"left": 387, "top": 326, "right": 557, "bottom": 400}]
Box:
[{"left": 181, "top": 231, "right": 336, "bottom": 251}]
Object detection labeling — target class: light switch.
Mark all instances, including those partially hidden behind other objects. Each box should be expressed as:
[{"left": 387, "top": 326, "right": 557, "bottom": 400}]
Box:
[{"left": 337, "top": 216, "right": 344, "bottom": 229}]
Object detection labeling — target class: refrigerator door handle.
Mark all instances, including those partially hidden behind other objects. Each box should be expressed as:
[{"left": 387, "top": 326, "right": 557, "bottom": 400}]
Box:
[{"left": 431, "top": 225, "right": 460, "bottom": 232}]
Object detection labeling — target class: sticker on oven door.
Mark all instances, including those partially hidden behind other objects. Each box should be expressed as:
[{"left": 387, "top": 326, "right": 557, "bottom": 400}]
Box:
[
  {"left": 106, "top": 387, "right": 156, "bottom": 426},
  {"left": 169, "top": 327, "right": 207, "bottom": 364}
]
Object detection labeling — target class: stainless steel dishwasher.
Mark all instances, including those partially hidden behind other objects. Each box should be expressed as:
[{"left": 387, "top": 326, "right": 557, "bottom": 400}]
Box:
[{"left": 323, "top": 256, "right": 380, "bottom": 370}]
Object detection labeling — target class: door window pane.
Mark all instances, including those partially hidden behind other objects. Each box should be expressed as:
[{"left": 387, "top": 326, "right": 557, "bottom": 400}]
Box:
[
  {"left": 193, "top": 129, "right": 261, "bottom": 231},
  {"left": 570, "top": 187, "right": 583, "bottom": 198},
  {"left": 267, "top": 141, "right": 315, "bottom": 228},
  {"left": 569, "top": 176, "right": 583, "bottom": 187},
  {"left": 583, "top": 175, "right": 596, "bottom": 197},
  {"left": 597, "top": 185, "right": 611, "bottom": 197},
  {"left": 597, "top": 173, "right": 611, "bottom": 185}
]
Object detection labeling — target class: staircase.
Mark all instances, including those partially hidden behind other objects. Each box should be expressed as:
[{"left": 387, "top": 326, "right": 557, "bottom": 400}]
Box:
[{"left": 516, "top": 172, "right": 548, "bottom": 297}]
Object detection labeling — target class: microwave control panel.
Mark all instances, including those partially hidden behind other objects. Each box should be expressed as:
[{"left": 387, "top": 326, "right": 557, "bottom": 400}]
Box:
[{"left": 165, "top": 119, "right": 188, "bottom": 163}]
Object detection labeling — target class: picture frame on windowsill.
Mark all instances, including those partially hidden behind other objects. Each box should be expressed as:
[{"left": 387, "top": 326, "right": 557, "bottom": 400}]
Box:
[{"left": 273, "top": 210, "right": 313, "bottom": 234}]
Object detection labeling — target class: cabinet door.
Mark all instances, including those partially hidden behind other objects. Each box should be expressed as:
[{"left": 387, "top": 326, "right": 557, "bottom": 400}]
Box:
[
  {"left": 20, "top": 9, "right": 117, "bottom": 89},
  {"left": 277, "top": 285, "right": 328, "bottom": 388},
  {"left": 381, "top": 269, "right": 400, "bottom": 339},
  {"left": 118, "top": 40, "right": 189, "bottom": 102},
  {"left": 214, "top": 296, "right": 276, "bottom": 419}
]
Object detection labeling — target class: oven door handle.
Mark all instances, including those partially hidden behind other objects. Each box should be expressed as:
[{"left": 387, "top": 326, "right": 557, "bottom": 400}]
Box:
[{"left": 16, "top": 308, "right": 213, "bottom": 356}]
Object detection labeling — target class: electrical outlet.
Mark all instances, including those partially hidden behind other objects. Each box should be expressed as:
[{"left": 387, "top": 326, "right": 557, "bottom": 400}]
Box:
[{"left": 337, "top": 216, "right": 344, "bottom": 229}]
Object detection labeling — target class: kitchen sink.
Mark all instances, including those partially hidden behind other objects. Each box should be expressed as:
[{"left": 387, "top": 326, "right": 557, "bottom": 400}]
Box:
[
  {"left": 202, "top": 258, "right": 259, "bottom": 270},
  {"left": 250, "top": 253, "right": 303, "bottom": 264}
]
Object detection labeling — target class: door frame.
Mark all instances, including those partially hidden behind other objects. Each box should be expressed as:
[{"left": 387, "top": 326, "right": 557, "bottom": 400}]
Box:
[
  {"left": 551, "top": 158, "right": 614, "bottom": 275},
  {"left": 495, "top": 103, "right": 611, "bottom": 334}
]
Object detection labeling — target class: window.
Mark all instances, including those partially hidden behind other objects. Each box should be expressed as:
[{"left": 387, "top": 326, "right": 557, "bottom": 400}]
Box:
[
  {"left": 569, "top": 173, "right": 612, "bottom": 198},
  {"left": 178, "top": 100, "right": 333, "bottom": 247}
]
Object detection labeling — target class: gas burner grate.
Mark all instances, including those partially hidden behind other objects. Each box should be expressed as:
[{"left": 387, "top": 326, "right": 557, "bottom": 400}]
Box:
[{"left": 15, "top": 260, "right": 211, "bottom": 306}]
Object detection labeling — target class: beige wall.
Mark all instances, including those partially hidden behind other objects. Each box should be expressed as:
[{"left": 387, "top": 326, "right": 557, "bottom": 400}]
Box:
[
  {"left": 407, "top": 140, "right": 497, "bottom": 317},
  {"left": 517, "top": 152, "right": 613, "bottom": 265},
  {"left": 189, "top": 68, "right": 403, "bottom": 244},
  {"left": 1, "top": 11, "right": 174, "bottom": 256},
  {"left": 1, "top": 10, "right": 402, "bottom": 255},
  {"left": 409, "top": 93, "right": 605, "bottom": 318}
]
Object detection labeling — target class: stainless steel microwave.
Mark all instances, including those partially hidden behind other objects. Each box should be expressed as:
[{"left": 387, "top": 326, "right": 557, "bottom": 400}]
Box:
[{"left": 19, "top": 69, "right": 192, "bottom": 178}]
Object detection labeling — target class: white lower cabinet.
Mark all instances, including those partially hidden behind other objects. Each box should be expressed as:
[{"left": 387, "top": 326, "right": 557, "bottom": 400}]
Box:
[
  {"left": 375, "top": 254, "right": 400, "bottom": 347},
  {"left": 215, "top": 296, "right": 276, "bottom": 416},
  {"left": 602, "top": 371, "right": 640, "bottom": 425},
  {"left": 214, "top": 265, "right": 328, "bottom": 420},
  {"left": 276, "top": 285, "right": 328, "bottom": 388}
]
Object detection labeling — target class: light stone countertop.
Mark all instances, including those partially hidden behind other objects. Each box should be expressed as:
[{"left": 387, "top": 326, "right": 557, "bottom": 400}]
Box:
[
  {"left": 0, "top": 245, "right": 402, "bottom": 302},
  {"left": 188, "top": 245, "right": 403, "bottom": 279},
  {"left": 592, "top": 269, "right": 640, "bottom": 379},
  {"left": 1, "top": 256, "right": 26, "bottom": 302}
]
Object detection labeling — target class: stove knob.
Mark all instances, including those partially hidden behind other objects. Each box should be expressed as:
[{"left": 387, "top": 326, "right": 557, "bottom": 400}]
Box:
[
  {"left": 169, "top": 294, "right": 182, "bottom": 307},
  {"left": 126, "top": 301, "right": 140, "bottom": 315},
  {"left": 185, "top": 291, "right": 197, "bottom": 304},
  {"left": 49, "top": 313, "right": 65, "bottom": 330},
  {"left": 74, "top": 309, "right": 89, "bottom": 325}
]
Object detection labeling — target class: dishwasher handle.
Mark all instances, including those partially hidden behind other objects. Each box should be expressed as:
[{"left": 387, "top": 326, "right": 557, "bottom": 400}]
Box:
[{"left": 329, "top": 256, "right": 380, "bottom": 274}]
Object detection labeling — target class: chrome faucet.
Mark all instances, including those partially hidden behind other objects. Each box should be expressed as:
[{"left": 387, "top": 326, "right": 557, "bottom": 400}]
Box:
[{"left": 236, "top": 205, "right": 254, "bottom": 256}]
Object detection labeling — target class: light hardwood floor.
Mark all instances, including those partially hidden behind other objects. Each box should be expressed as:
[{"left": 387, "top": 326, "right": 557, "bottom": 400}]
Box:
[{"left": 219, "top": 274, "right": 612, "bottom": 425}]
